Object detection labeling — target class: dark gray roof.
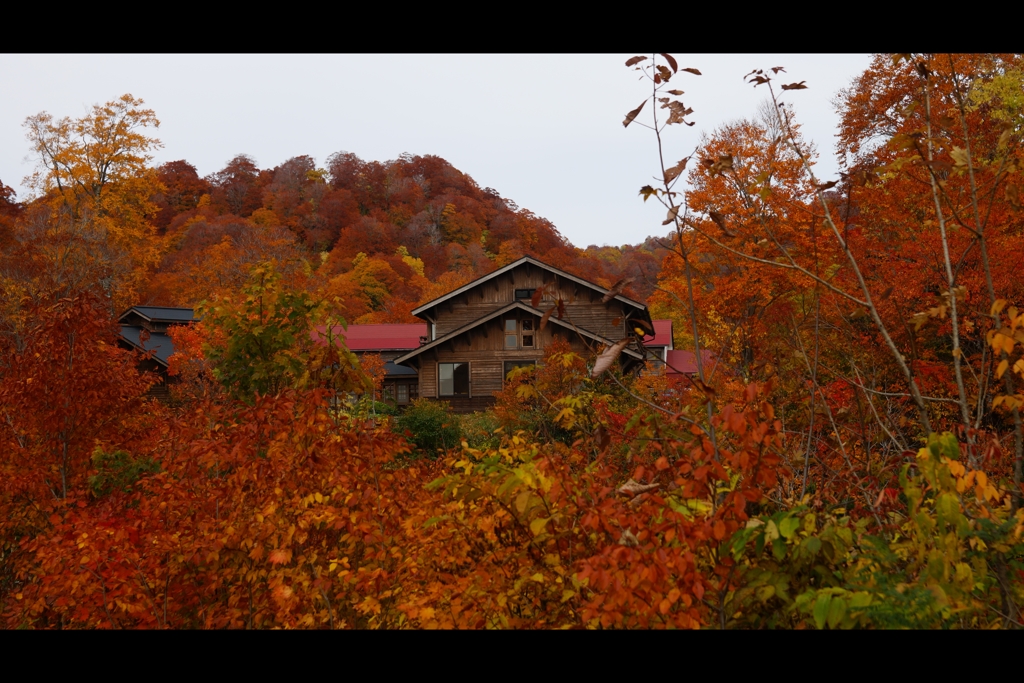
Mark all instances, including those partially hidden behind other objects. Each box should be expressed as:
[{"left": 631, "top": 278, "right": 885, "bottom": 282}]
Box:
[
  {"left": 384, "top": 361, "right": 418, "bottom": 377},
  {"left": 119, "top": 325, "right": 176, "bottom": 366},
  {"left": 119, "top": 306, "right": 197, "bottom": 323}
]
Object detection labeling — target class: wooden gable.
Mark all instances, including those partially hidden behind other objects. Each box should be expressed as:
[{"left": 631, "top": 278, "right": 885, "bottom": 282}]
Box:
[
  {"left": 411, "top": 256, "right": 651, "bottom": 341},
  {"left": 396, "top": 257, "right": 652, "bottom": 413}
]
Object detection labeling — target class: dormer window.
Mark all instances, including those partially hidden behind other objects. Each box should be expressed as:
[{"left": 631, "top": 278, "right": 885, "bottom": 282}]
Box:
[
  {"left": 521, "top": 319, "right": 534, "bottom": 348},
  {"left": 505, "top": 319, "right": 518, "bottom": 348},
  {"left": 504, "top": 318, "right": 535, "bottom": 349}
]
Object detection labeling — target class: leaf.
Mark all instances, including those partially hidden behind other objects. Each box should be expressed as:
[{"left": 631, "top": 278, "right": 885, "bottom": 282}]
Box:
[
  {"left": 771, "top": 66, "right": 786, "bottom": 74},
  {"left": 592, "top": 338, "right": 632, "bottom": 378},
  {"left": 660, "top": 53, "right": 678, "bottom": 73},
  {"left": 781, "top": 81, "right": 808, "bottom": 90},
  {"left": 664, "top": 157, "right": 689, "bottom": 184},
  {"left": 681, "top": 68, "right": 701, "bottom": 75},
  {"left": 779, "top": 516, "right": 800, "bottom": 539},
  {"left": 530, "top": 517, "right": 550, "bottom": 536},
  {"left": 666, "top": 89, "right": 684, "bottom": 96},
  {"left": 531, "top": 286, "right": 545, "bottom": 308},
  {"left": 625, "top": 56, "right": 647, "bottom": 67},
  {"left": 1007, "top": 184, "right": 1021, "bottom": 210},
  {"left": 593, "top": 424, "right": 611, "bottom": 452},
  {"left": 638, "top": 185, "right": 657, "bottom": 202},
  {"left": 688, "top": 376, "right": 716, "bottom": 398},
  {"left": 630, "top": 318, "right": 654, "bottom": 334},
  {"left": 602, "top": 278, "right": 634, "bottom": 304},
  {"left": 618, "top": 478, "right": 660, "bottom": 498},
  {"left": 997, "top": 359, "right": 1009, "bottom": 379},
  {"left": 708, "top": 211, "right": 735, "bottom": 237},
  {"left": 661, "top": 100, "right": 694, "bottom": 125},
  {"left": 539, "top": 305, "right": 555, "bottom": 330},
  {"left": 813, "top": 594, "right": 831, "bottom": 629},
  {"left": 815, "top": 180, "right": 838, "bottom": 191},
  {"left": 268, "top": 548, "right": 291, "bottom": 565},
  {"left": 618, "top": 528, "right": 640, "bottom": 547},
  {"left": 556, "top": 298, "right": 566, "bottom": 320},
  {"left": 951, "top": 147, "right": 970, "bottom": 168},
  {"left": 827, "top": 596, "right": 847, "bottom": 629},
  {"left": 709, "top": 155, "right": 734, "bottom": 176},
  {"left": 623, "top": 100, "right": 647, "bottom": 128},
  {"left": 662, "top": 206, "right": 680, "bottom": 226}
]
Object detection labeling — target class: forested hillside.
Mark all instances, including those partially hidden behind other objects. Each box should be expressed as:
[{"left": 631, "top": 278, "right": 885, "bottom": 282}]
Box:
[{"left": 1, "top": 54, "right": 1023, "bottom": 629}]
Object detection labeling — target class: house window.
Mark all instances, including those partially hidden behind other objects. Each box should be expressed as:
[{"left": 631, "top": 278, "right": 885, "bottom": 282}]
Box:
[
  {"left": 504, "top": 360, "right": 536, "bottom": 380},
  {"left": 439, "top": 362, "right": 470, "bottom": 396},
  {"left": 505, "top": 319, "right": 518, "bottom": 349},
  {"left": 521, "top": 319, "right": 534, "bottom": 348},
  {"left": 397, "top": 384, "right": 409, "bottom": 403},
  {"left": 515, "top": 288, "right": 533, "bottom": 300},
  {"left": 505, "top": 318, "right": 536, "bottom": 349}
]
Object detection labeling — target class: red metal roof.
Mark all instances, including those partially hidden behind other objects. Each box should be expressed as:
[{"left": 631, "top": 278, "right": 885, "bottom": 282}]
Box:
[
  {"left": 643, "top": 319, "right": 673, "bottom": 347},
  {"left": 665, "top": 349, "right": 716, "bottom": 375},
  {"left": 313, "top": 324, "right": 427, "bottom": 351}
]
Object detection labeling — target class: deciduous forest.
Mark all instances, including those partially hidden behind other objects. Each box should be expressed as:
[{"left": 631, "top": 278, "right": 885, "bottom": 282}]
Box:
[{"left": 1, "top": 53, "right": 1022, "bottom": 628}]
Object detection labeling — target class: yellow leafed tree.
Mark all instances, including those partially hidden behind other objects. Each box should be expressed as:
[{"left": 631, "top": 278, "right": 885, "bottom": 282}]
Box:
[{"left": 21, "top": 94, "right": 164, "bottom": 311}]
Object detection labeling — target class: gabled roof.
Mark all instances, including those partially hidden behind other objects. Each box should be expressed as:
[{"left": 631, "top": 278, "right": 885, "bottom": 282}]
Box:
[
  {"left": 118, "top": 326, "right": 176, "bottom": 367},
  {"left": 118, "top": 306, "right": 197, "bottom": 324},
  {"left": 666, "top": 349, "right": 716, "bottom": 375},
  {"left": 643, "top": 319, "right": 673, "bottom": 348},
  {"left": 394, "top": 301, "right": 644, "bottom": 366},
  {"left": 383, "top": 361, "right": 418, "bottom": 377},
  {"left": 410, "top": 256, "right": 647, "bottom": 319},
  {"left": 313, "top": 323, "right": 427, "bottom": 352}
]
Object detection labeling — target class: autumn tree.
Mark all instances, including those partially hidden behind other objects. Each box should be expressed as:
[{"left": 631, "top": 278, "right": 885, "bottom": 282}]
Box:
[
  {"left": 17, "top": 94, "right": 164, "bottom": 311},
  {"left": 200, "top": 261, "right": 368, "bottom": 401}
]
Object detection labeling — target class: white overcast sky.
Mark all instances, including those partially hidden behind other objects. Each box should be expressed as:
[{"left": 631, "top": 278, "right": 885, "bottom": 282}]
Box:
[{"left": 1, "top": 54, "right": 871, "bottom": 249}]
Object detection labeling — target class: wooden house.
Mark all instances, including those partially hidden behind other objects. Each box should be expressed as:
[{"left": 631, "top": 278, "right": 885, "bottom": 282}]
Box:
[
  {"left": 117, "top": 306, "right": 197, "bottom": 400},
  {"left": 392, "top": 256, "right": 655, "bottom": 413},
  {"left": 330, "top": 323, "right": 426, "bottom": 407}
]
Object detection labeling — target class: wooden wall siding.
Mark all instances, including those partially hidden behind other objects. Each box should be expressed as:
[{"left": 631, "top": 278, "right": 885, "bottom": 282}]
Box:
[
  {"left": 437, "top": 396, "right": 496, "bottom": 414},
  {"left": 431, "top": 316, "right": 599, "bottom": 356},
  {"left": 432, "top": 264, "right": 635, "bottom": 339},
  {"left": 420, "top": 327, "right": 595, "bottom": 401},
  {"left": 120, "top": 313, "right": 172, "bottom": 334},
  {"left": 419, "top": 362, "right": 437, "bottom": 398},
  {"left": 146, "top": 384, "right": 172, "bottom": 402}
]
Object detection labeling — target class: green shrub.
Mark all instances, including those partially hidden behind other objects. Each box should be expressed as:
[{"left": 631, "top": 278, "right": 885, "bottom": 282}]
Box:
[
  {"left": 395, "top": 399, "right": 461, "bottom": 456},
  {"left": 459, "top": 410, "right": 502, "bottom": 449},
  {"left": 350, "top": 395, "right": 398, "bottom": 419},
  {"left": 89, "top": 448, "right": 160, "bottom": 498}
]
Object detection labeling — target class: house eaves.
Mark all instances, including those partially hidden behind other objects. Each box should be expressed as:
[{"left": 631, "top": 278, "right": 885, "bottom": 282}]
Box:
[
  {"left": 393, "top": 301, "right": 644, "bottom": 366},
  {"left": 118, "top": 326, "right": 174, "bottom": 367},
  {"left": 410, "top": 256, "right": 646, "bottom": 319},
  {"left": 118, "top": 306, "right": 198, "bottom": 324}
]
